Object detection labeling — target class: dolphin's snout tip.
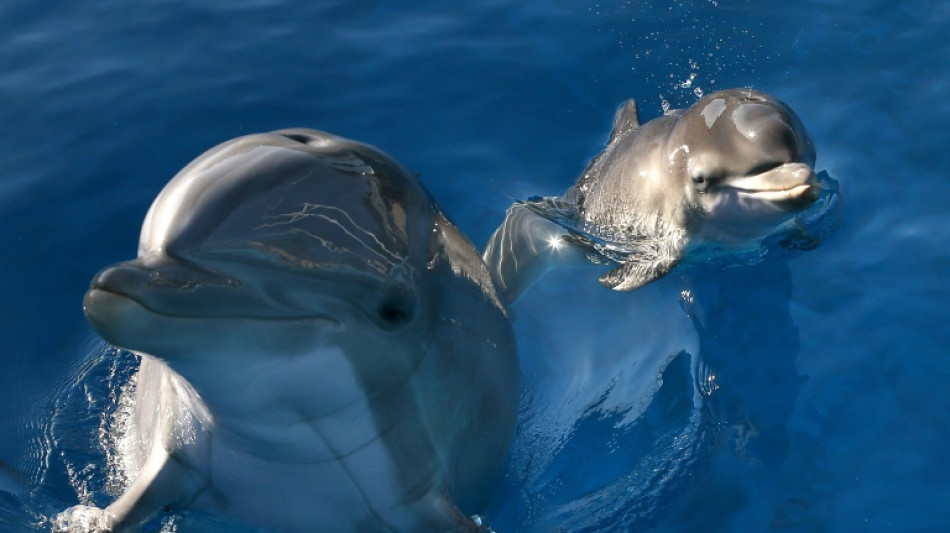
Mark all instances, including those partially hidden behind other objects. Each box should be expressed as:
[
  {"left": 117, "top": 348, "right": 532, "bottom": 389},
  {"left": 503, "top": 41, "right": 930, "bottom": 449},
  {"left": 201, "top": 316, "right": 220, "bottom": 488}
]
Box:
[
  {"left": 790, "top": 166, "right": 821, "bottom": 207},
  {"left": 91, "top": 258, "right": 237, "bottom": 294},
  {"left": 84, "top": 263, "right": 148, "bottom": 322},
  {"left": 90, "top": 263, "right": 137, "bottom": 293},
  {"left": 772, "top": 181, "right": 820, "bottom": 211},
  {"left": 83, "top": 286, "right": 116, "bottom": 319},
  {"left": 801, "top": 181, "right": 821, "bottom": 204}
]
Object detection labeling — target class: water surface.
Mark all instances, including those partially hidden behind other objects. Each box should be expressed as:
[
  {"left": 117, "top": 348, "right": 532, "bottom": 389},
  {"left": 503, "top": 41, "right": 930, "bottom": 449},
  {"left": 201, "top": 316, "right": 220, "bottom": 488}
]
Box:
[{"left": 1, "top": 1, "right": 948, "bottom": 531}]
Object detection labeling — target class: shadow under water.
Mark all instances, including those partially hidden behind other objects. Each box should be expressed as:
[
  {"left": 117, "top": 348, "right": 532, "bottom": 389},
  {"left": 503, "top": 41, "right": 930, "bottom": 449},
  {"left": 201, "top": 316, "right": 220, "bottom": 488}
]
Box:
[
  {"left": 485, "top": 258, "right": 809, "bottom": 532},
  {"left": 684, "top": 260, "right": 804, "bottom": 469},
  {"left": 483, "top": 266, "right": 720, "bottom": 532}
]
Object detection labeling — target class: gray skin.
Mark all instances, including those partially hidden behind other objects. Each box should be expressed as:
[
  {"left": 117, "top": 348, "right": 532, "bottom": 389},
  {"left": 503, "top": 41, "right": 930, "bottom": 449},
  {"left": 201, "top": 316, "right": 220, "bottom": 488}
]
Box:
[
  {"left": 484, "top": 89, "right": 819, "bottom": 303},
  {"left": 54, "top": 129, "right": 518, "bottom": 533}
]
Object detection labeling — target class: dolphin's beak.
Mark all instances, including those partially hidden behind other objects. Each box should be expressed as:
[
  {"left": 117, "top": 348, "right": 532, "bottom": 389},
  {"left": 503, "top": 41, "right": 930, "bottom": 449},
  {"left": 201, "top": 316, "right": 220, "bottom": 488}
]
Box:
[
  {"left": 85, "top": 254, "right": 373, "bottom": 322},
  {"left": 84, "top": 245, "right": 410, "bottom": 331},
  {"left": 86, "top": 257, "right": 247, "bottom": 317},
  {"left": 720, "top": 162, "right": 819, "bottom": 208},
  {"left": 82, "top": 255, "right": 360, "bottom": 363}
]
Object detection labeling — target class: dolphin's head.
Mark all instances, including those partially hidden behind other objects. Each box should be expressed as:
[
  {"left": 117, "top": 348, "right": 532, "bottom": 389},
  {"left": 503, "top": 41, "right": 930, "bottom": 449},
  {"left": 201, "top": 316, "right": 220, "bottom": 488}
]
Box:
[
  {"left": 671, "top": 89, "right": 819, "bottom": 239},
  {"left": 84, "top": 130, "right": 448, "bottom": 416},
  {"left": 83, "top": 129, "right": 518, "bottom": 521}
]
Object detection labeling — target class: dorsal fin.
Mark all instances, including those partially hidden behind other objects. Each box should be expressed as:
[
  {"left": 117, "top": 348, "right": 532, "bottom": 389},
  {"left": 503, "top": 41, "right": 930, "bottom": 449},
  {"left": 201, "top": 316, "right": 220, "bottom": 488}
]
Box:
[{"left": 609, "top": 99, "right": 640, "bottom": 144}]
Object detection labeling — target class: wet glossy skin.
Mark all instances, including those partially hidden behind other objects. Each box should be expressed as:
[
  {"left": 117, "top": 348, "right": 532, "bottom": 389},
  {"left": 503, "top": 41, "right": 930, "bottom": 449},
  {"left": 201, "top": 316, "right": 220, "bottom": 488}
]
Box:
[
  {"left": 69, "top": 129, "right": 518, "bottom": 533},
  {"left": 484, "top": 89, "right": 820, "bottom": 300},
  {"left": 566, "top": 89, "right": 818, "bottom": 246}
]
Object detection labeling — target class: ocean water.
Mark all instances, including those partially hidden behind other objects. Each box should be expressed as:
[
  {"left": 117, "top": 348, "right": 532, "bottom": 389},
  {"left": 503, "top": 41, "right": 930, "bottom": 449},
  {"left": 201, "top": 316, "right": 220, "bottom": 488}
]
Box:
[{"left": 0, "top": 1, "right": 947, "bottom": 532}]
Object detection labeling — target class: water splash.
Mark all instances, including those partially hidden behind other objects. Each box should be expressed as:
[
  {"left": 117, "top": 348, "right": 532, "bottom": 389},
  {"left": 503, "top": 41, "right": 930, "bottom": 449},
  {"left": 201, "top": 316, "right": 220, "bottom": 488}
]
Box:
[
  {"left": 660, "top": 95, "right": 672, "bottom": 115},
  {"left": 103, "top": 371, "right": 142, "bottom": 498},
  {"left": 593, "top": 0, "right": 772, "bottom": 109},
  {"left": 525, "top": 170, "right": 837, "bottom": 271},
  {"left": 50, "top": 505, "right": 113, "bottom": 533},
  {"left": 519, "top": 196, "right": 685, "bottom": 267}
]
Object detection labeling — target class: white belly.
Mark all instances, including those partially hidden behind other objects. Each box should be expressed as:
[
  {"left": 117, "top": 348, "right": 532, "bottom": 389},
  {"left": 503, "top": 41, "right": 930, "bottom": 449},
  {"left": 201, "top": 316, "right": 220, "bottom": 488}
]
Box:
[
  {"left": 125, "top": 347, "right": 433, "bottom": 532},
  {"left": 203, "top": 436, "right": 405, "bottom": 532}
]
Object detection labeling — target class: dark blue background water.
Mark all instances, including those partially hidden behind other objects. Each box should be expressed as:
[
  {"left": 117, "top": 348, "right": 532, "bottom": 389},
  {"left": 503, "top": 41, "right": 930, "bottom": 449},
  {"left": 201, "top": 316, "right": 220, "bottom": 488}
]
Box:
[{"left": 1, "top": 1, "right": 947, "bottom": 531}]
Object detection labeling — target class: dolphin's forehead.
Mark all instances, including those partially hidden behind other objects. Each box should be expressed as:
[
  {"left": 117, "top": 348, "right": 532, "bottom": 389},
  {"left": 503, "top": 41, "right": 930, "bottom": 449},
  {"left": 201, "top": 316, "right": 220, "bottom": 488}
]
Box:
[
  {"left": 684, "top": 90, "right": 816, "bottom": 174},
  {"left": 728, "top": 103, "right": 798, "bottom": 159},
  {"left": 140, "top": 131, "right": 425, "bottom": 278}
]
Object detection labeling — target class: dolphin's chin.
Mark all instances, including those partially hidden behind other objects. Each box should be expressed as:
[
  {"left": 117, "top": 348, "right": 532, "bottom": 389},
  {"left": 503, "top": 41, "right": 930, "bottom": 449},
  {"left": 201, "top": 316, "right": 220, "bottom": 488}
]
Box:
[
  {"left": 83, "top": 287, "right": 159, "bottom": 353},
  {"left": 85, "top": 286, "right": 172, "bottom": 322}
]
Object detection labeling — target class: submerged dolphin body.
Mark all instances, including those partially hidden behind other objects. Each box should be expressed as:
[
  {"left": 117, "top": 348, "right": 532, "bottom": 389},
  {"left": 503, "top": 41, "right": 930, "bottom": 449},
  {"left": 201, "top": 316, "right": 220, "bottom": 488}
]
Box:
[
  {"left": 56, "top": 130, "right": 518, "bottom": 532},
  {"left": 484, "top": 89, "right": 822, "bottom": 302},
  {"left": 0, "top": 460, "right": 22, "bottom": 498}
]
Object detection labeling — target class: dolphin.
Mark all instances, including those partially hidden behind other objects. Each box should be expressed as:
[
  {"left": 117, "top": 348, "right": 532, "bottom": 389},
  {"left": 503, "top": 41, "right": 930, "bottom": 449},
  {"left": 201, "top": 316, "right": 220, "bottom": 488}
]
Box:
[
  {"left": 483, "top": 89, "right": 821, "bottom": 302},
  {"left": 54, "top": 129, "right": 518, "bottom": 532}
]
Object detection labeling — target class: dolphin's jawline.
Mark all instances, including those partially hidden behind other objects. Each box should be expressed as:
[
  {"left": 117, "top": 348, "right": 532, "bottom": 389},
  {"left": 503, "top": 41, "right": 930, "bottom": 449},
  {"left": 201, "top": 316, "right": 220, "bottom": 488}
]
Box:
[{"left": 85, "top": 287, "right": 342, "bottom": 324}]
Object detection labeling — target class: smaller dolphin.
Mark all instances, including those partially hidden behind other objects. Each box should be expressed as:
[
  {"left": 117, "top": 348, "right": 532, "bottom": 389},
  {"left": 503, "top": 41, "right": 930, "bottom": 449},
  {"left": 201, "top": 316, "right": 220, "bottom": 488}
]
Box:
[
  {"left": 55, "top": 129, "right": 518, "bottom": 532},
  {"left": 484, "top": 89, "right": 822, "bottom": 302}
]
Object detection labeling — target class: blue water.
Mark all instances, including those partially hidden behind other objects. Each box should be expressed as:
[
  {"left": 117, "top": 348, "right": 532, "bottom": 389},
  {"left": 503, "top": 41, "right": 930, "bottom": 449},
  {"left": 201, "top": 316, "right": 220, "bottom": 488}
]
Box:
[{"left": 1, "top": 1, "right": 948, "bottom": 531}]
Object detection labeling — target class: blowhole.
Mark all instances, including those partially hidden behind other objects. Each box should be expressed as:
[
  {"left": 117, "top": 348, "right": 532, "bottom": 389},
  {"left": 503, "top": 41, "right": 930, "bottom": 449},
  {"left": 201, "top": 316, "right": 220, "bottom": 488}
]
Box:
[{"left": 281, "top": 133, "right": 314, "bottom": 144}]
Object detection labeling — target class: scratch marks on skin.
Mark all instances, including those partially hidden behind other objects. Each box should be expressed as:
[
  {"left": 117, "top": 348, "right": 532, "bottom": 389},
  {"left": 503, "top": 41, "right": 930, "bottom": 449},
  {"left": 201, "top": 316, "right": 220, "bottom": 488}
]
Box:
[
  {"left": 254, "top": 202, "right": 405, "bottom": 274},
  {"left": 296, "top": 355, "right": 437, "bottom": 533},
  {"left": 146, "top": 272, "right": 240, "bottom": 291},
  {"left": 301, "top": 414, "right": 400, "bottom": 464},
  {"left": 307, "top": 420, "right": 400, "bottom": 533},
  {"left": 288, "top": 342, "right": 432, "bottom": 449}
]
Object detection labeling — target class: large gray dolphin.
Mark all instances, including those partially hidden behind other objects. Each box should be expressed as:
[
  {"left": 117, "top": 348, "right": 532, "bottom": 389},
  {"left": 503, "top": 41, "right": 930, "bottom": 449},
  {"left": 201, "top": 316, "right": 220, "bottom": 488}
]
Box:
[
  {"left": 484, "top": 89, "right": 821, "bottom": 302},
  {"left": 54, "top": 129, "right": 518, "bottom": 532}
]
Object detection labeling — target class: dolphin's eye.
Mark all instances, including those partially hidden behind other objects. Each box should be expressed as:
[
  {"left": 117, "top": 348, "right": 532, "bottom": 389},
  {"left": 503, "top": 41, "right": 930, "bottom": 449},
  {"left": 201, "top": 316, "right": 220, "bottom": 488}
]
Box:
[
  {"left": 692, "top": 174, "right": 709, "bottom": 192},
  {"left": 376, "top": 295, "right": 415, "bottom": 330},
  {"left": 379, "top": 303, "right": 409, "bottom": 323}
]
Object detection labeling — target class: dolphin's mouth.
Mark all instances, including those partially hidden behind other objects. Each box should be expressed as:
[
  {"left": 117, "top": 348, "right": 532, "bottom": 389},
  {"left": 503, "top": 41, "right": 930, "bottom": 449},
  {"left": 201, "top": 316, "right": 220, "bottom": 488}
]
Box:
[
  {"left": 734, "top": 183, "right": 819, "bottom": 203},
  {"left": 85, "top": 285, "right": 341, "bottom": 326},
  {"left": 85, "top": 258, "right": 358, "bottom": 322},
  {"left": 720, "top": 162, "right": 819, "bottom": 208}
]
